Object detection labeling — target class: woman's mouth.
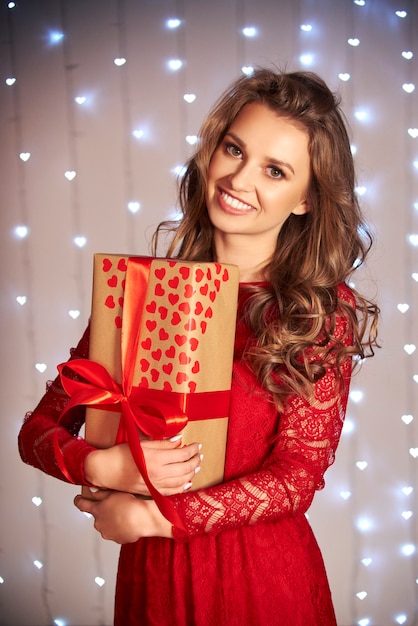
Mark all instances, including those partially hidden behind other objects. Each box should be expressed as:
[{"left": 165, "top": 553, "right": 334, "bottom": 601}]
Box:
[{"left": 218, "top": 189, "right": 255, "bottom": 213}]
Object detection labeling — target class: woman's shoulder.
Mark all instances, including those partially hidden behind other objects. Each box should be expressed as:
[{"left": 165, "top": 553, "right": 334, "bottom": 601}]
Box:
[{"left": 337, "top": 282, "right": 356, "bottom": 308}]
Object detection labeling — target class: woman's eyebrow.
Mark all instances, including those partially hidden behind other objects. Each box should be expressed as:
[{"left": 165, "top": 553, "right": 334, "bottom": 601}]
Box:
[{"left": 225, "top": 131, "right": 295, "bottom": 175}]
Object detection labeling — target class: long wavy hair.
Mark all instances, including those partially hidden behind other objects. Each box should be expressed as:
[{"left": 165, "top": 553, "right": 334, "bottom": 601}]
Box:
[{"left": 153, "top": 68, "right": 379, "bottom": 408}]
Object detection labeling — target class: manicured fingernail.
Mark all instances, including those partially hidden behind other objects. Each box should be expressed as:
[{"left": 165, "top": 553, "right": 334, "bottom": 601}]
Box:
[
  {"left": 170, "top": 434, "right": 182, "bottom": 442},
  {"left": 89, "top": 487, "right": 99, "bottom": 493},
  {"left": 200, "top": 454, "right": 204, "bottom": 462},
  {"left": 194, "top": 466, "right": 201, "bottom": 474},
  {"left": 183, "top": 482, "right": 193, "bottom": 491}
]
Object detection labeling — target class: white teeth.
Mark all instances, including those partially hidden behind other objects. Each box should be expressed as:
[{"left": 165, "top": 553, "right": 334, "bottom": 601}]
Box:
[{"left": 221, "top": 191, "right": 253, "bottom": 211}]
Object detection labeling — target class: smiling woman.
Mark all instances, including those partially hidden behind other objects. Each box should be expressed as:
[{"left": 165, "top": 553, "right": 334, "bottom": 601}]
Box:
[
  {"left": 18, "top": 68, "right": 379, "bottom": 626},
  {"left": 206, "top": 103, "right": 310, "bottom": 279}
]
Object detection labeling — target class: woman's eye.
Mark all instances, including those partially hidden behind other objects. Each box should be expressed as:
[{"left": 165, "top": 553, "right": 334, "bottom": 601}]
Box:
[
  {"left": 267, "top": 166, "right": 284, "bottom": 179},
  {"left": 225, "top": 143, "right": 242, "bottom": 158}
]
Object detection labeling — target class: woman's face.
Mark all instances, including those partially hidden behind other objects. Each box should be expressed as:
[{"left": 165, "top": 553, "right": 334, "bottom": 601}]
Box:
[{"left": 206, "top": 102, "right": 310, "bottom": 252}]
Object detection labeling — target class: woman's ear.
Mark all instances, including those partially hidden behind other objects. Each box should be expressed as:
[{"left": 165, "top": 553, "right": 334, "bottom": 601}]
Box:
[{"left": 292, "top": 200, "right": 310, "bottom": 216}]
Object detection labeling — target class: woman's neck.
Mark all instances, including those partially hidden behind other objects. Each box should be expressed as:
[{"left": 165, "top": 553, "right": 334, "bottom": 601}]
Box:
[{"left": 214, "top": 233, "right": 272, "bottom": 282}]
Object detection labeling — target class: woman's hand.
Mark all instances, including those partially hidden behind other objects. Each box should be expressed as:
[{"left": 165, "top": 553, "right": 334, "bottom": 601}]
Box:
[
  {"left": 84, "top": 436, "right": 202, "bottom": 496},
  {"left": 74, "top": 489, "right": 173, "bottom": 543}
]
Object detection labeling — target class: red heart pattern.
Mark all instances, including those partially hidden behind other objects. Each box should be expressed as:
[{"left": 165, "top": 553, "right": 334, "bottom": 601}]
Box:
[
  {"left": 158, "top": 306, "right": 168, "bottom": 320},
  {"left": 159, "top": 328, "right": 169, "bottom": 341},
  {"left": 100, "top": 257, "right": 233, "bottom": 392},
  {"left": 105, "top": 295, "right": 115, "bottom": 309},
  {"left": 118, "top": 258, "right": 127, "bottom": 272},
  {"left": 103, "top": 258, "right": 112, "bottom": 272}
]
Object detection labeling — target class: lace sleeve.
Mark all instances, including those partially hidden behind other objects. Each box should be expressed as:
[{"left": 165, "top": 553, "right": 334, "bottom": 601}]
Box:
[
  {"left": 18, "top": 325, "right": 96, "bottom": 485},
  {"left": 171, "top": 307, "right": 353, "bottom": 540}
]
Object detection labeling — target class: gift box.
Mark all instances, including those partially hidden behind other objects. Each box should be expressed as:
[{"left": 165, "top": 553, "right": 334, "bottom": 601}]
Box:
[{"left": 72, "top": 254, "right": 239, "bottom": 509}]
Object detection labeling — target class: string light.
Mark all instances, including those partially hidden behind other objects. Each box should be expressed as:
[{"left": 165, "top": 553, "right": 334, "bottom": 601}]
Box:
[
  {"left": 242, "top": 26, "right": 257, "bottom": 37},
  {"left": 356, "top": 461, "right": 368, "bottom": 470},
  {"left": 127, "top": 201, "right": 141, "bottom": 214},
  {"left": 14, "top": 225, "right": 28, "bottom": 238},
  {"left": 185, "top": 134, "right": 198, "bottom": 145},
  {"left": 349, "top": 390, "right": 364, "bottom": 403},
  {"left": 356, "top": 517, "right": 374, "bottom": 532},
  {"left": 167, "top": 58, "right": 183, "bottom": 71},
  {"left": 73, "top": 236, "right": 87, "bottom": 248},
  {"left": 397, "top": 303, "right": 410, "bottom": 313},
  {"left": 172, "top": 164, "right": 187, "bottom": 177},
  {"left": 354, "top": 110, "right": 368, "bottom": 121},
  {"left": 48, "top": 31, "right": 64, "bottom": 45},
  {"left": 132, "top": 128, "right": 144, "bottom": 139},
  {"left": 342, "top": 417, "right": 355, "bottom": 433},
  {"left": 401, "top": 511, "right": 413, "bottom": 520},
  {"left": 299, "top": 53, "right": 314, "bottom": 66},
  {"left": 401, "top": 544, "right": 416, "bottom": 557},
  {"left": 166, "top": 18, "right": 181, "bottom": 29}
]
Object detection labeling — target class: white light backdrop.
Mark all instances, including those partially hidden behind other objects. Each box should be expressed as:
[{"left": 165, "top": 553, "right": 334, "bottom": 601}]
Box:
[{"left": 1, "top": 0, "right": 417, "bottom": 625}]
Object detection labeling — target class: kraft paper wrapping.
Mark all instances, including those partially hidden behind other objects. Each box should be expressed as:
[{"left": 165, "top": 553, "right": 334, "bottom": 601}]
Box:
[{"left": 83, "top": 254, "right": 239, "bottom": 494}]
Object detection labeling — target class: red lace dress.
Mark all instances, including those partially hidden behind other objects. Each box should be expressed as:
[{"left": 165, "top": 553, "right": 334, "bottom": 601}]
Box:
[{"left": 18, "top": 284, "right": 354, "bottom": 626}]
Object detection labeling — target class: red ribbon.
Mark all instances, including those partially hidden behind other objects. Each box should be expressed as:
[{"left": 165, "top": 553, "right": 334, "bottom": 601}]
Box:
[{"left": 55, "top": 257, "right": 230, "bottom": 529}]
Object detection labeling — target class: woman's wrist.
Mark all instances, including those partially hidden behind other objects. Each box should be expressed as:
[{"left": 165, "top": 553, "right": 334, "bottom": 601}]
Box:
[
  {"left": 84, "top": 449, "right": 105, "bottom": 487},
  {"left": 142, "top": 500, "right": 174, "bottom": 538}
]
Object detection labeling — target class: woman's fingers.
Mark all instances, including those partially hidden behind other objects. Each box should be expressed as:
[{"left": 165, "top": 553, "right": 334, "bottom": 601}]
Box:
[
  {"left": 141, "top": 440, "right": 203, "bottom": 477},
  {"left": 140, "top": 440, "right": 203, "bottom": 495},
  {"left": 85, "top": 439, "right": 204, "bottom": 497}
]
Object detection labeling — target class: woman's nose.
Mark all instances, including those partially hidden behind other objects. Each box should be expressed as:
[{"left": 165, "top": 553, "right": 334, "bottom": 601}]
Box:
[{"left": 229, "top": 162, "right": 255, "bottom": 192}]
